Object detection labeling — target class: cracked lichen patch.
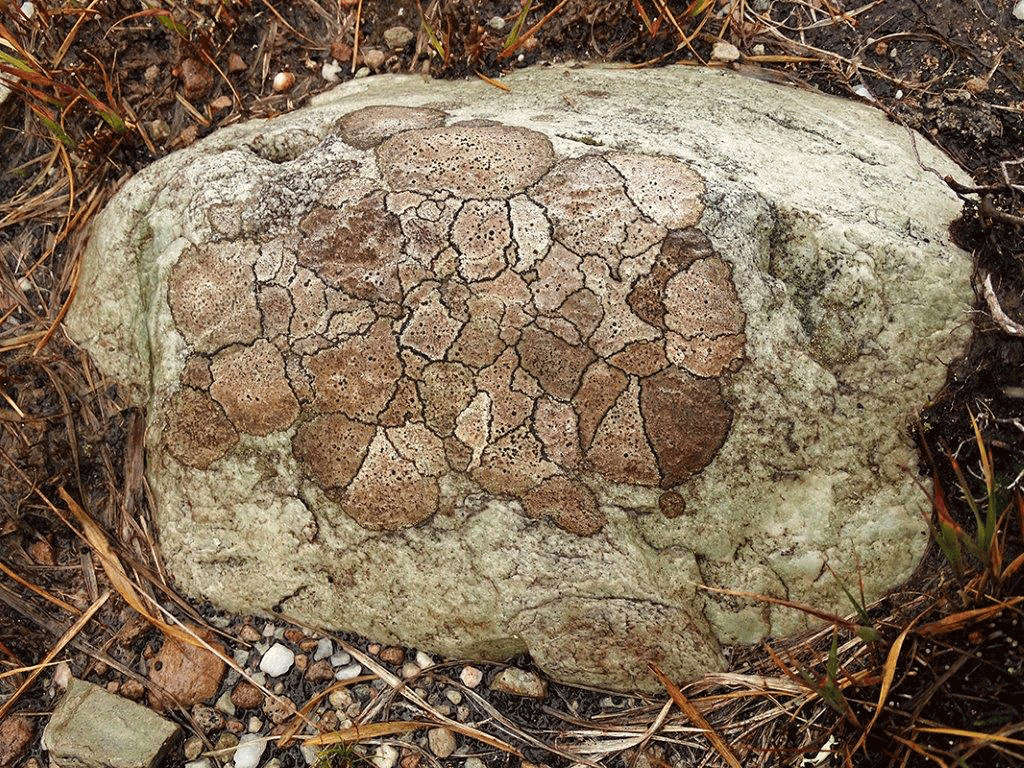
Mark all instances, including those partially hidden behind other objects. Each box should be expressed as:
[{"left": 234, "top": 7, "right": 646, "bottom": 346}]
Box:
[
  {"left": 67, "top": 66, "right": 974, "bottom": 691},
  {"left": 162, "top": 119, "right": 743, "bottom": 535}
]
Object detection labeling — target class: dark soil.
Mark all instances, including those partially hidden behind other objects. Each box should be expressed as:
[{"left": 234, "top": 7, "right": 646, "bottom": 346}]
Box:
[{"left": 1, "top": 1, "right": 1022, "bottom": 767}]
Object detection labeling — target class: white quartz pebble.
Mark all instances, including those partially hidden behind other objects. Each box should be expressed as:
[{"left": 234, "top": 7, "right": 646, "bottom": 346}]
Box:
[
  {"left": 334, "top": 661, "right": 363, "bottom": 681},
  {"left": 415, "top": 650, "right": 434, "bottom": 669},
  {"left": 313, "top": 638, "right": 333, "bottom": 661},
  {"left": 372, "top": 745, "right": 399, "bottom": 768},
  {"left": 234, "top": 734, "right": 267, "bottom": 768},
  {"left": 459, "top": 666, "right": 483, "bottom": 688},
  {"left": 259, "top": 642, "right": 295, "bottom": 677},
  {"left": 329, "top": 651, "right": 351, "bottom": 667}
]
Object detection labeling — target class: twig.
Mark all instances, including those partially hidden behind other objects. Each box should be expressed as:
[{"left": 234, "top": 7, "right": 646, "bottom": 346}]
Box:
[
  {"left": 0, "top": 589, "right": 110, "bottom": 719},
  {"left": 982, "top": 273, "right": 1024, "bottom": 337}
]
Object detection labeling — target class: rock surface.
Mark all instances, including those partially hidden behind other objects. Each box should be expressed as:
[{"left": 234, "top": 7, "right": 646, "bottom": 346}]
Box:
[
  {"left": 42, "top": 678, "right": 181, "bottom": 768},
  {"left": 66, "top": 65, "right": 972, "bottom": 691}
]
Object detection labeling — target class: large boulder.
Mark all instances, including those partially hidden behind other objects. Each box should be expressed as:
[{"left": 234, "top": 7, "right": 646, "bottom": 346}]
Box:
[{"left": 66, "top": 65, "right": 971, "bottom": 691}]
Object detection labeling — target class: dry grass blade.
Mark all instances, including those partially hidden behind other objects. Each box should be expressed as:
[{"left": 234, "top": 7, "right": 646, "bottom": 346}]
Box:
[
  {"left": 913, "top": 725, "right": 1024, "bottom": 747},
  {"left": 649, "top": 663, "right": 743, "bottom": 768},
  {"left": 474, "top": 71, "right": 509, "bottom": 91},
  {"left": 303, "top": 721, "right": 428, "bottom": 746},
  {"left": 57, "top": 486, "right": 202, "bottom": 648},
  {"left": 0, "top": 558, "right": 81, "bottom": 615},
  {"left": 916, "top": 597, "right": 1024, "bottom": 636},
  {"left": 497, "top": 0, "right": 572, "bottom": 60},
  {"left": 852, "top": 619, "right": 915, "bottom": 754},
  {"left": 450, "top": 678, "right": 603, "bottom": 765},
  {"left": 0, "top": 589, "right": 110, "bottom": 720}
]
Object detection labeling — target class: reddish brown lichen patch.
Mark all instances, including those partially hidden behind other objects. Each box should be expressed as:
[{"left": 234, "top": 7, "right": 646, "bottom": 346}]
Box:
[
  {"left": 517, "top": 325, "right": 595, "bottom": 401},
  {"left": 474, "top": 426, "right": 557, "bottom": 497},
  {"left": 209, "top": 339, "right": 299, "bottom": 436},
  {"left": 164, "top": 118, "right": 746, "bottom": 532},
  {"left": 339, "top": 432, "right": 439, "bottom": 530},
  {"left": 292, "top": 414, "right": 375, "bottom": 490},
  {"left": 168, "top": 242, "right": 261, "bottom": 353},
  {"left": 304, "top": 319, "right": 401, "bottom": 420},
  {"left": 298, "top": 194, "right": 404, "bottom": 304},
  {"left": 585, "top": 379, "right": 661, "bottom": 486},
  {"left": 163, "top": 388, "right": 238, "bottom": 469},
  {"left": 336, "top": 105, "right": 446, "bottom": 149},
  {"left": 522, "top": 476, "right": 605, "bottom": 536},
  {"left": 377, "top": 125, "right": 555, "bottom": 198},
  {"left": 640, "top": 367, "right": 733, "bottom": 488}
]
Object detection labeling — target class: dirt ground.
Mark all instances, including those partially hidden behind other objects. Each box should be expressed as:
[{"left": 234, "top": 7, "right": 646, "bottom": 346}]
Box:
[{"left": 1, "top": 1, "right": 1022, "bottom": 767}]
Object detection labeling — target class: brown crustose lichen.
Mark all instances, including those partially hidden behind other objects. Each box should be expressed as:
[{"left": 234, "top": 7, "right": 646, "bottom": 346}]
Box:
[{"left": 164, "top": 108, "right": 747, "bottom": 534}]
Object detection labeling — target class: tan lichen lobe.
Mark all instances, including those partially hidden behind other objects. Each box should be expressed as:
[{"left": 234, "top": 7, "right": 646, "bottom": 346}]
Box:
[
  {"left": 166, "top": 115, "right": 747, "bottom": 532},
  {"left": 298, "top": 194, "right": 404, "bottom": 304},
  {"left": 209, "top": 339, "right": 299, "bottom": 435},
  {"left": 292, "top": 413, "right": 375, "bottom": 490},
  {"left": 168, "top": 242, "right": 261, "bottom": 353},
  {"left": 640, "top": 367, "right": 733, "bottom": 488},
  {"left": 336, "top": 106, "right": 446, "bottom": 149},
  {"left": 376, "top": 125, "right": 555, "bottom": 198},
  {"left": 522, "top": 476, "right": 605, "bottom": 536},
  {"left": 163, "top": 388, "right": 238, "bottom": 469}
]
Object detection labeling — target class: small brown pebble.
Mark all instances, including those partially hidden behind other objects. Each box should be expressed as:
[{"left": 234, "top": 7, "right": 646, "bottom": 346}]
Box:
[
  {"left": 192, "top": 703, "right": 225, "bottom": 734},
  {"left": 284, "top": 628, "right": 304, "bottom": 645},
  {"left": 363, "top": 49, "right": 386, "bottom": 71},
  {"left": 93, "top": 661, "right": 108, "bottom": 676},
  {"left": 106, "top": 681, "right": 120, "bottom": 694},
  {"left": 28, "top": 539, "right": 55, "bottom": 565},
  {"left": 263, "top": 694, "right": 295, "bottom": 725},
  {"left": 367, "top": 643, "right": 381, "bottom": 654},
  {"left": 427, "top": 727, "right": 457, "bottom": 758},
  {"left": 400, "top": 754, "right": 421, "bottom": 768},
  {"left": 490, "top": 668, "right": 547, "bottom": 698},
  {"left": 319, "top": 710, "right": 340, "bottom": 731},
  {"left": 180, "top": 57, "right": 214, "bottom": 100},
  {"left": 146, "top": 119, "right": 170, "bottom": 142},
  {"left": 963, "top": 76, "right": 988, "bottom": 95},
  {"left": 184, "top": 736, "right": 204, "bottom": 761},
  {"left": 383, "top": 25, "right": 414, "bottom": 51},
  {"left": 378, "top": 646, "right": 405, "bottom": 665},
  {"left": 215, "top": 732, "right": 239, "bottom": 751},
  {"left": 225, "top": 719, "right": 245, "bottom": 734},
  {"left": 459, "top": 666, "right": 483, "bottom": 688},
  {"left": 293, "top": 653, "right": 308, "bottom": 672},
  {"left": 238, "top": 624, "right": 261, "bottom": 643},
  {"left": 231, "top": 681, "right": 264, "bottom": 710},
  {"left": 120, "top": 679, "right": 145, "bottom": 700},
  {"left": 144, "top": 64, "right": 161, "bottom": 84},
  {"left": 305, "top": 659, "right": 335, "bottom": 682},
  {"left": 175, "top": 125, "right": 199, "bottom": 148},
  {"left": 299, "top": 638, "right": 319, "bottom": 652},
  {"left": 0, "top": 715, "right": 35, "bottom": 767},
  {"left": 330, "top": 40, "right": 352, "bottom": 62},
  {"left": 519, "top": 36, "right": 539, "bottom": 53},
  {"left": 227, "top": 52, "right": 247, "bottom": 73},
  {"left": 148, "top": 629, "right": 227, "bottom": 712},
  {"left": 873, "top": 40, "right": 888, "bottom": 56},
  {"left": 272, "top": 71, "right": 295, "bottom": 93},
  {"left": 209, "top": 95, "right": 233, "bottom": 113}
]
